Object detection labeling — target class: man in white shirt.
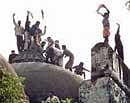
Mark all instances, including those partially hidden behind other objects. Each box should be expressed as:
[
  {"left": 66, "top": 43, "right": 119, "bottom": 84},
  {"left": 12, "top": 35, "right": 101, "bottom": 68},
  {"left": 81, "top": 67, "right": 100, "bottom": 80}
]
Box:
[
  {"left": 13, "top": 13, "right": 24, "bottom": 52},
  {"left": 45, "top": 92, "right": 60, "bottom": 103}
]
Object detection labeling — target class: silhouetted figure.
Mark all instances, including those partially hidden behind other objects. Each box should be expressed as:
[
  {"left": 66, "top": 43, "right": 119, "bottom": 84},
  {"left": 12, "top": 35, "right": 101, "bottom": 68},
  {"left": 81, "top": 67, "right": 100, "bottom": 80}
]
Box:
[
  {"left": 44, "top": 92, "right": 60, "bottom": 103},
  {"left": 41, "top": 41, "right": 46, "bottom": 52},
  {"left": 91, "top": 64, "right": 110, "bottom": 82},
  {"left": 30, "top": 37, "right": 43, "bottom": 55},
  {"left": 45, "top": 37, "right": 55, "bottom": 64},
  {"left": 8, "top": 50, "right": 18, "bottom": 64},
  {"left": 55, "top": 40, "right": 60, "bottom": 49},
  {"left": 24, "top": 11, "right": 31, "bottom": 50},
  {"left": 97, "top": 4, "right": 110, "bottom": 43},
  {"left": 13, "top": 13, "right": 24, "bottom": 52},
  {"left": 73, "top": 62, "right": 90, "bottom": 79},
  {"left": 114, "top": 23, "right": 124, "bottom": 61},
  {"left": 61, "top": 45, "right": 74, "bottom": 71},
  {"left": 41, "top": 41, "right": 46, "bottom": 57},
  {"left": 53, "top": 47, "right": 63, "bottom": 67},
  {"left": 46, "top": 37, "right": 54, "bottom": 48}
]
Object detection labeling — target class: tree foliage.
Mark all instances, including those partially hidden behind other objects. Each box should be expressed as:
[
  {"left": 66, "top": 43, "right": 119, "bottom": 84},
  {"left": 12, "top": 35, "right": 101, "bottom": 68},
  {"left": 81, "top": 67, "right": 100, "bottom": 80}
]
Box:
[
  {"left": 0, "top": 68, "right": 27, "bottom": 103},
  {"left": 61, "top": 98, "right": 73, "bottom": 103}
]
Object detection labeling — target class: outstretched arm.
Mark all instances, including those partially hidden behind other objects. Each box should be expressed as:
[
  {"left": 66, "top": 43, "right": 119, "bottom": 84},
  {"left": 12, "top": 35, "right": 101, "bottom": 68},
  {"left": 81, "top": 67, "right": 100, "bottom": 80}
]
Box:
[
  {"left": 116, "top": 23, "right": 120, "bottom": 34},
  {"left": 72, "top": 66, "right": 77, "bottom": 69},
  {"left": 41, "top": 9, "right": 44, "bottom": 20},
  {"left": 83, "top": 67, "right": 91, "bottom": 72},
  {"left": 96, "top": 4, "right": 104, "bottom": 16},
  {"left": 103, "top": 5, "right": 110, "bottom": 14},
  {"left": 42, "top": 26, "right": 46, "bottom": 36},
  {"left": 26, "top": 11, "right": 29, "bottom": 22},
  {"left": 13, "top": 13, "right": 16, "bottom": 25},
  {"left": 125, "top": 1, "right": 130, "bottom": 6},
  {"left": 25, "top": 11, "right": 29, "bottom": 27}
]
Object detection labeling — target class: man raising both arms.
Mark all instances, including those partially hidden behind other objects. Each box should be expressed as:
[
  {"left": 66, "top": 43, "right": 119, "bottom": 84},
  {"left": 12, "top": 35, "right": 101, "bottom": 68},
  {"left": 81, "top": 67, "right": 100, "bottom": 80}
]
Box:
[
  {"left": 97, "top": 4, "right": 110, "bottom": 43},
  {"left": 13, "top": 13, "right": 24, "bottom": 52}
]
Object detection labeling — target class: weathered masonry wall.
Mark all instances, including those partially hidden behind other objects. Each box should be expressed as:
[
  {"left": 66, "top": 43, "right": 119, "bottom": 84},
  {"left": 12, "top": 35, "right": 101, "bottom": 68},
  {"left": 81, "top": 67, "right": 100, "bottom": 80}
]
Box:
[
  {"left": 79, "top": 77, "right": 126, "bottom": 103},
  {"left": 79, "top": 42, "right": 130, "bottom": 103}
]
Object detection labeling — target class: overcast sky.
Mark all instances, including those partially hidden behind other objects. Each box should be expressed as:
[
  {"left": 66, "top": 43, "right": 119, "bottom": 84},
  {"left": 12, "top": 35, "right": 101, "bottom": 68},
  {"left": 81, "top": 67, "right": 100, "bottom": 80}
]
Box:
[{"left": 0, "top": 0, "right": 130, "bottom": 79}]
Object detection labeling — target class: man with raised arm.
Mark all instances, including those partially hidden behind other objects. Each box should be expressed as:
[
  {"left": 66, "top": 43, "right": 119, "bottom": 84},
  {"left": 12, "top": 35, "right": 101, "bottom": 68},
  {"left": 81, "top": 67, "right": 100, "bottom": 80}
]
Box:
[
  {"left": 96, "top": 4, "right": 110, "bottom": 43},
  {"left": 13, "top": 13, "right": 24, "bottom": 52},
  {"left": 24, "top": 11, "right": 32, "bottom": 50},
  {"left": 31, "top": 21, "right": 46, "bottom": 46}
]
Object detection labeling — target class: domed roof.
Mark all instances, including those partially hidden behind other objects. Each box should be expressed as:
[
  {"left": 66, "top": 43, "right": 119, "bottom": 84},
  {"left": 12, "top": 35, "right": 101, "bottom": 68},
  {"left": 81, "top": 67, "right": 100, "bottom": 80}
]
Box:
[{"left": 13, "top": 62, "right": 83, "bottom": 103}]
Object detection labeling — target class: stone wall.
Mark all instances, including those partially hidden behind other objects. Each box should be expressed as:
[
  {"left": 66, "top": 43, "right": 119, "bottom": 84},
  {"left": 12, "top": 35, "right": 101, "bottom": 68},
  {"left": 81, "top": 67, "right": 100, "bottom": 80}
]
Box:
[
  {"left": 79, "top": 42, "right": 130, "bottom": 103},
  {"left": 91, "top": 43, "right": 113, "bottom": 80},
  {"left": 79, "top": 77, "right": 127, "bottom": 103}
]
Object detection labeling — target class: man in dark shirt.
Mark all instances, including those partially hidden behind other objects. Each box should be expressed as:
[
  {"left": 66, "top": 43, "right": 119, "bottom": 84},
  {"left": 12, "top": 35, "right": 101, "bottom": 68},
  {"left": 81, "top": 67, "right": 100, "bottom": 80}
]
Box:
[
  {"left": 31, "top": 21, "right": 46, "bottom": 46},
  {"left": 55, "top": 40, "right": 60, "bottom": 50},
  {"left": 73, "top": 62, "right": 90, "bottom": 79},
  {"left": 8, "top": 50, "right": 18, "bottom": 64},
  {"left": 24, "top": 11, "right": 31, "bottom": 50}
]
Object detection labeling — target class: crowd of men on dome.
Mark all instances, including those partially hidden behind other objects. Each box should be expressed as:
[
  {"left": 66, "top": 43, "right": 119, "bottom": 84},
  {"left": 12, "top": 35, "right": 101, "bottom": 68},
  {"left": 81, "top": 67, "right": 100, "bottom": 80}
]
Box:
[
  {"left": 8, "top": 10, "right": 90, "bottom": 79},
  {"left": 8, "top": 4, "right": 125, "bottom": 80}
]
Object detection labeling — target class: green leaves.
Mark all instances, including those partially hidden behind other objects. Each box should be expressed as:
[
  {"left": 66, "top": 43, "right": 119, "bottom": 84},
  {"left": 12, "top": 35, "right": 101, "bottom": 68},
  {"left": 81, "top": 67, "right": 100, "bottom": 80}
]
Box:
[
  {"left": 61, "top": 98, "right": 73, "bottom": 103},
  {"left": 0, "top": 69, "right": 26, "bottom": 103}
]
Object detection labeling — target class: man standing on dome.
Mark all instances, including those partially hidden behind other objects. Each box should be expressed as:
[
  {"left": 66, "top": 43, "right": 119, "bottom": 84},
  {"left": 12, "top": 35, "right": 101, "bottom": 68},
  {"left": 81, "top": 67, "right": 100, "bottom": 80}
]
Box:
[
  {"left": 13, "top": 13, "right": 24, "bottom": 52},
  {"left": 31, "top": 21, "right": 46, "bottom": 46},
  {"left": 24, "top": 11, "right": 32, "bottom": 50},
  {"left": 61, "top": 45, "right": 74, "bottom": 71}
]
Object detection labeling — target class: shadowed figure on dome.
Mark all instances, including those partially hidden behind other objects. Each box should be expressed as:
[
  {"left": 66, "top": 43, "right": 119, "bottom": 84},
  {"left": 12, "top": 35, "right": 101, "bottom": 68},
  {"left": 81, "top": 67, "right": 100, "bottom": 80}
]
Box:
[
  {"left": 41, "top": 41, "right": 46, "bottom": 52},
  {"left": 53, "top": 40, "right": 63, "bottom": 67},
  {"left": 114, "top": 23, "right": 124, "bottom": 61},
  {"left": 73, "top": 62, "right": 90, "bottom": 79},
  {"left": 13, "top": 13, "right": 24, "bottom": 53},
  {"left": 8, "top": 50, "right": 18, "bottom": 64},
  {"left": 55, "top": 40, "right": 60, "bottom": 50},
  {"left": 91, "top": 64, "right": 110, "bottom": 82},
  {"left": 57, "top": 45, "right": 74, "bottom": 71},
  {"left": 30, "top": 21, "right": 46, "bottom": 46},
  {"left": 45, "top": 37, "right": 55, "bottom": 64},
  {"left": 45, "top": 37, "right": 63, "bottom": 66},
  {"left": 96, "top": 4, "right": 110, "bottom": 43}
]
